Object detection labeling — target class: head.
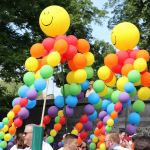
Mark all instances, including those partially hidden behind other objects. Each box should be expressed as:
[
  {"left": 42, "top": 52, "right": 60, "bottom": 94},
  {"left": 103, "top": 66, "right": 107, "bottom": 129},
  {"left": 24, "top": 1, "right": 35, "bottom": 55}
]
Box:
[
  {"left": 23, "top": 124, "right": 35, "bottom": 147},
  {"left": 15, "top": 133, "right": 26, "bottom": 148},
  {"left": 105, "top": 132, "right": 120, "bottom": 149},
  {"left": 119, "top": 128, "right": 126, "bottom": 140},
  {"left": 134, "top": 136, "right": 150, "bottom": 150},
  {"left": 78, "top": 141, "right": 87, "bottom": 150},
  {"left": 63, "top": 134, "right": 78, "bottom": 150}
]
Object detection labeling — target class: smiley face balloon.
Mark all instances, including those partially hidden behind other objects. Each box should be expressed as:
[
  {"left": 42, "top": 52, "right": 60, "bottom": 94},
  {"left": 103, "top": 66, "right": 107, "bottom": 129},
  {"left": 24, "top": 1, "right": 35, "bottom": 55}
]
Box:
[
  {"left": 39, "top": 5, "right": 70, "bottom": 37},
  {"left": 111, "top": 22, "right": 140, "bottom": 50}
]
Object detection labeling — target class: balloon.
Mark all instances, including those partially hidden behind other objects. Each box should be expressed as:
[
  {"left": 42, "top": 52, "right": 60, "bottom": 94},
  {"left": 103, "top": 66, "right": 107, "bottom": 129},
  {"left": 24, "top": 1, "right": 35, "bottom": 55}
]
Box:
[
  {"left": 54, "top": 39, "right": 68, "bottom": 54},
  {"left": 50, "top": 129, "right": 57, "bottom": 137},
  {"left": 92, "top": 136, "right": 98, "bottom": 143},
  {"left": 69, "top": 83, "right": 81, "bottom": 96},
  {"left": 54, "top": 123, "right": 62, "bottom": 131},
  {"left": 114, "top": 102, "right": 122, "bottom": 112},
  {"left": 107, "top": 103, "right": 115, "bottom": 114},
  {"left": 80, "top": 115, "right": 88, "bottom": 123},
  {"left": 77, "top": 39, "right": 90, "bottom": 53},
  {"left": 39, "top": 6, "right": 70, "bottom": 37},
  {"left": 0, "top": 141, "right": 7, "bottom": 149},
  {"left": 66, "top": 71, "right": 75, "bottom": 84},
  {"left": 93, "top": 80, "right": 105, "bottom": 93},
  {"left": 4, "top": 133, "right": 12, "bottom": 141},
  {"left": 14, "top": 118, "right": 23, "bottom": 128},
  {"left": 47, "top": 136, "right": 54, "bottom": 144},
  {"left": 136, "top": 50, "right": 149, "bottom": 61},
  {"left": 104, "top": 53, "right": 118, "bottom": 68},
  {"left": 43, "top": 115, "right": 51, "bottom": 125},
  {"left": 88, "top": 110, "right": 97, "bottom": 121},
  {"left": 18, "top": 85, "right": 29, "bottom": 98},
  {"left": 27, "top": 89, "right": 38, "bottom": 100},
  {"left": 128, "top": 70, "right": 141, "bottom": 83},
  {"left": 81, "top": 80, "right": 90, "bottom": 91},
  {"left": 61, "top": 84, "right": 70, "bottom": 96},
  {"left": 119, "top": 92, "right": 130, "bottom": 103},
  {"left": 47, "top": 51, "right": 61, "bottom": 67},
  {"left": 141, "top": 72, "right": 150, "bottom": 87},
  {"left": 55, "top": 116, "right": 60, "bottom": 123},
  {"left": 121, "top": 64, "right": 134, "bottom": 76},
  {"left": 13, "top": 105, "right": 21, "bottom": 114},
  {"left": 94, "top": 128, "right": 101, "bottom": 136},
  {"left": 124, "top": 82, "right": 135, "bottom": 93},
  {"left": 104, "top": 88, "right": 113, "bottom": 99},
  {"left": 40, "top": 65, "right": 53, "bottom": 79},
  {"left": 100, "top": 143, "right": 106, "bottom": 150},
  {"left": 84, "top": 104, "right": 95, "bottom": 115},
  {"left": 126, "top": 124, "right": 136, "bottom": 135},
  {"left": 48, "top": 106, "right": 58, "bottom": 118},
  {"left": 58, "top": 110, "right": 64, "bottom": 117},
  {"left": 54, "top": 96, "right": 64, "bottom": 108},
  {"left": 106, "top": 76, "right": 116, "bottom": 87},
  {"left": 133, "top": 58, "right": 147, "bottom": 72},
  {"left": 66, "top": 105, "right": 74, "bottom": 117},
  {"left": 18, "top": 107, "right": 29, "bottom": 119},
  {"left": 88, "top": 92, "right": 100, "bottom": 104},
  {"left": 102, "top": 99, "right": 111, "bottom": 111},
  {"left": 129, "top": 50, "right": 138, "bottom": 59},
  {"left": 99, "top": 86, "right": 108, "bottom": 97},
  {"left": 23, "top": 72, "right": 35, "bottom": 86},
  {"left": 35, "top": 70, "right": 42, "bottom": 79},
  {"left": 84, "top": 67, "right": 94, "bottom": 79},
  {"left": 84, "top": 52, "right": 95, "bottom": 66},
  {"left": 132, "top": 100, "right": 145, "bottom": 113},
  {"left": 68, "top": 59, "right": 78, "bottom": 70},
  {"left": 103, "top": 115, "right": 110, "bottom": 124},
  {"left": 138, "top": 87, "right": 150, "bottom": 100},
  {"left": 12, "top": 97, "right": 21, "bottom": 107},
  {"left": 71, "top": 129, "right": 78, "bottom": 135},
  {"left": 74, "top": 69, "right": 87, "bottom": 84},
  {"left": 117, "top": 51, "right": 129, "bottom": 64},
  {"left": 112, "top": 64, "right": 122, "bottom": 74},
  {"left": 42, "top": 38, "right": 55, "bottom": 51},
  {"left": 30, "top": 43, "right": 45, "bottom": 58},
  {"left": 107, "top": 118, "right": 114, "bottom": 126},
  {"left": 9, "top": 126, "right": 16, "bottom": 135},
  {"left": 94, "top": 99, "right": 102, "bottom": 109},
  {"left": 34, "top": 78, "right": 46, "bottom": 91},
  {"left": 111, "top": 22, "right": 140, "bottom": 50},
  {"left": 67, "top": 35, "right": 78, "bottom": 46},
  {"left": 97, "top": 66, "right": 111, "bottom": 80},
  {"left": 99, "top": 111, "right": 107, "bottom": 120},
  {"left": 124, "top": 58, "right": 134, "bottom": 64},
  {"left": 84, "top": 121, "right": 93, "bottom": 131},
  {"left": 2, "top": 118, "right": 9, "bottom": 125},
  {"left": 7, "top": 111, "right": 15, "bottom": 120},
  {"left": 111, "top": 90, "right": 121, "bottom": 104},
  {"left": 66, "top": 96, "right": 78, "bottom": 107},
  {"left": 110, "top": 111, "right": 118, "bottom": 119},
  {"left": 75, "top": 122, "right": 83, "bottom": 132},
  {"left": 128, "top": 112, "right": 140, "bottom": 125},
  {"left": 116, "top": 76, "right": 128, "bottom": 91},
  {"left": 25, "top": 57, "right": 39, "bottom": 72},
  {"left": 26, "top": 100, "right": 37, "bottom": 109}
]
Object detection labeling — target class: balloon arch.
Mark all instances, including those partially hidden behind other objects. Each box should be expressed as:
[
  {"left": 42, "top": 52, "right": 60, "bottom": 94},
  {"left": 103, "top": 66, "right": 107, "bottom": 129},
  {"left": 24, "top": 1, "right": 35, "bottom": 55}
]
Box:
[{"left": 0, "top": 5, "right": 150, "bottom": 150}]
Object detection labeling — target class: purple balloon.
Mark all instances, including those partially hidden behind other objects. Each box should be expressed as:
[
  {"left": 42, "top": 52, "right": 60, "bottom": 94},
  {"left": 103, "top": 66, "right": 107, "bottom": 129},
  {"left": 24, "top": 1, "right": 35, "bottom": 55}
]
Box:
[
  {"left": 99, "top": 111, "right": 107, "bottom": 120},
  {"left": 48, "top": 106, "right": 58, "bottom": 118},
  {"left": 12, "top": 97, "right": 21, "bottom": 106},
  {"left": 84, "top": 104, "right": 94, "bottom": 115},
  {"left": 84, "top": 121, "right": 93, "bottom": 131},
  {"left": 126, "top": 124, "right": 137, "bottom": 135},
  {"left": 119, "top": 92, "right": 130, "bottom": 103},
  {"left": 77, "top": 92, "right": 85, "bottom": 101},
  {"left": 103, "top": 115, "right": 110, "bottom": 124},
  {"left": 66, "top": 105, "right": 74, "bottom": 117},
  {"left": 7, "top": 141, "right": 14, "bottom": 149},
  {"left": 18, "top": 107, "right": 29, "bottom": 119},
  {"left": 27, "top": 89, "right": 38, "bottom": 100}
]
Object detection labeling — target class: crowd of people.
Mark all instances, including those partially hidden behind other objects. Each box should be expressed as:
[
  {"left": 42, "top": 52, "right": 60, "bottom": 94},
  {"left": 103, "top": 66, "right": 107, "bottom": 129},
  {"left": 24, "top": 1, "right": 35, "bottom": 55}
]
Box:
[{"left": 8, "top": 124, "right": 150, "bottom": 150}]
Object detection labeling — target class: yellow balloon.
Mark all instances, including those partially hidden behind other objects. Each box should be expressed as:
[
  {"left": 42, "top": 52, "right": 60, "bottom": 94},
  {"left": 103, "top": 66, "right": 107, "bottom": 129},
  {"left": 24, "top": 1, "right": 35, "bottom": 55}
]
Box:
[
  {"left": 107, "top": 119, "right": 114, "bottom": 126},
  {"left": 35, "top": 70, "right": 42, "bottom": 79},
  {"left": 66, "top": 71, "right": 75, "bottom": 84},
  {"left": 2, "top": 125, "right": 9, "bottom": 133},
  {"left": 58, "top": 110, "right": 64, "bottom": 117},
  {"left": 138, "top": 87, "right": 150, "bottom": 100},
  {"left": 74, "top": 69, "right": 87, "bottom": 84},
  {"left": 47, "top": 51, "right": 61, "bottom": 67},
  {"left": 25, "top": 57, "right": 39, "bottom": 71},
  {"left": 106, "top": 75, "right": 116, "bottom": 87},
  {"left": 39, "top": 5, "right": 70, "bottom": 37},
  {"left": 7, "top": 111, "right": 15, "bottom": 120},
  {"left": 111, "top": 22, "right": 140, "bottom": 50},
  {"left": 116, "top": 76, "right": 128, "bottom": 91},
  {"left": 99, "top": 86, "right": 108, "bottom": 97},
  {"left": 4, "top": 133, "right": 12, "bottom": 141},
  {"left": 71, "top": 129, "right": 78, "bottom": 135},
  {"left": 50, "top": 129, "right": 57, "bottom": 137},
  {"left": 98, "top": 66, "right": 111, "bottom": 80},
  {"left": 100, "top": 143, "right": 106, "bottom": 150},
  {"left": 84, "top": 52, "right": 95, "bottom": 66},
  {"left": 92, "top": 136, "right": 98, "bottom": 143},
  {"left": 133, "top": 58, "right": 147, "bottom": 72}
]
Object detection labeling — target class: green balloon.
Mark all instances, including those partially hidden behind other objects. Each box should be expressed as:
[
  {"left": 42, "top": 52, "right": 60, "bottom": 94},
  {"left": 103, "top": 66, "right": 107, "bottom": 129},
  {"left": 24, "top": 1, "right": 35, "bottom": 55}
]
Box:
[
  {"left": 69, "top": 83, "right": 81, "bottom": 96},
  {"left": 40, "top": 65, "right": 53, "bottom": 79},
  {"left": 55, "top": 116, "right": 60, "bottom": 123},
  {"left": 105, "top": 125, "right": 112, "bottom": 133},
  {"left": 23, "top": 72, "right": 35, "bottom": 86},
  {"left": 84, "top": 67, "right": 94, "bottom": 79},
  {"left": 0, "top": 141, "right": 7, "bottom": 148},
  {"left": 133, "top": 100, "right": 145, "bottom": 113},
  {"left": 111, "top": 90, "right": 121, "bottom": 103},
  {"left": 90, "top": 142, "right": 96, "bottom": 150},
  {"left": 2, "top": 117, "right": 9, "bottom": 125},
  {"left": 94, "top": 99, "right": 102, "bottom": 109},
  {"left": 128, "top": 70, "right": 141, "bottom": 83},
  {"left": 61, "top": 84, "right": 70, "bottom": 96},
  {"left": 129, "top": 88, "right": 137, "bottom": 97},
  {"left": 93, "top": 80, "right": 105, "bottom": 93},
  {"left": 104, "top": 88, "right": 113, "bottom": 99},
  {"left": 0, "top": 132, "right": 5, "bottom": 139},
  {"left": 47, "top": 136, "right": 54, "bottom": 144}
]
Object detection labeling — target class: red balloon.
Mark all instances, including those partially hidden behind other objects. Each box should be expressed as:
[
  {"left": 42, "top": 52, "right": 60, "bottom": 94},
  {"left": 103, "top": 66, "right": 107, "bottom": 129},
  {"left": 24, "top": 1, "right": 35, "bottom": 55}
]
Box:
[
  {"left": 114, "top": 102, "right": 122, "bottom": 112},
  {"left": 117, "top": 51, "right": 129, "bottom": 65},
  {"left": 14, "top": 117, "right": 23, "bottom": 128},
  {"left": 124, "top": 58, "right": 134, "bottom": 64},
  {"left": 79, "top": 131, "right": 88, "bottom": 140},
  {"left": 129, "top": 50, "right": 138, "bottom": 59},
  {"left": 97, "top": 121, "right": 103, "bottom": 129},
  {"left": 100, "top": 126, "right": 106, "bottom": 135},
  {"left": 20, "top": 98, "right": 28, "bottom": 107},
  {"left": 67, "top": 35, "right": 78, "bottom": 46},
  {"left": 42, "top": 38, "right": 55, "bottom": 51},
  {"left": 55, "top": 35, "right": 68, "bottom": 41},
  {"left": 80, "top": 115, "right": 88, "bottom": 123},
  {"left": 43, "top": 115, "right": 51, "bottom": 125},
  {"left": 112, "top": 64, "right": 122, "bottom": 74},
  {"left": 68, "top": 59, "right": 78, "bottom": 71},
  {"left": 59, "top": 116, "right": 66, "bottom": 125}
]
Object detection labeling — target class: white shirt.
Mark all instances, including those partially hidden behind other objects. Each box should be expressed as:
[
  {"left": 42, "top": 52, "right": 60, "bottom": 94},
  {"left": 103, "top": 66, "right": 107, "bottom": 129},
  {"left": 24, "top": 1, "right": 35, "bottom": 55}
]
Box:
[{"left": 10, "top": 145, "right": 29, "bottom": 150}]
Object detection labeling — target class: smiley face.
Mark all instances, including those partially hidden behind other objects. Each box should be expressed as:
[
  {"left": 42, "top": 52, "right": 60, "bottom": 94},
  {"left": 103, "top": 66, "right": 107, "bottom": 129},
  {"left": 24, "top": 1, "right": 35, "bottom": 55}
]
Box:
[
  {"left": 39, "top": 5, "right": 70, "bottom": 37},
  {"left": 111, "top": 22, "right": 140, "bottom": 50}
]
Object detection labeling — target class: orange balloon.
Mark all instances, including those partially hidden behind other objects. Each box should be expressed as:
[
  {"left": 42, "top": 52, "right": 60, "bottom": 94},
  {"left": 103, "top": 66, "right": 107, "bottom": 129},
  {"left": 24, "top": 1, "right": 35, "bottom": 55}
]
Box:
[
  {"left": 121, "top": 64, "right": 134, "bottom": 76},
  {"left": 94, "top": 128, "right": 101, "bottom": 136},
  {"left": 104, "top": 72, "right": 114, "bottom": 83},
  {"left": 110, "top": 111, "right": 118, "bottom": 119},
  {"left": 9, "top": 126, "right": 16, "bottom": 135},
  {"left": 41, "top": 56, "right": 48, "bottom": 66},
  {"left": 141, "top": 72, "right": 150, "bottom": 87},
  {"left": 54, "top": 123, "right": 62, "bottom": 131},
  {"left": 13, "top": 105, "right": 21, "bottom": 114},
  {"left": 54, "top": 39, "right": 68, "bottom": 54},
  {"left": 77, "top": 137, "right": 83, "bottom": 146},
  {"left": 68, "top": 59, "right": 78, "bottom": 71},
  {"left": 77, "top": 39, "right": 90, "bottom": 53},
  {"left": 75, "top": 122, "right": 83, "bottom": 132},
  {"left": 136, "top": 50, "right": 150, "bottom": 61},
  {"left": 104, "top": 54, "right": 118, "bottom": 68},
  {"left": 97, "top": 141, "right": 103, "bottom": 148},
  {"left": 73, "top": 53, "right": 87, "bottom": 69},
  {"left": 30, "top": 43, "right": 45, "bottom": 58},
  {"left": 99, "top": 135, "right": 105, "bottom": 142}
]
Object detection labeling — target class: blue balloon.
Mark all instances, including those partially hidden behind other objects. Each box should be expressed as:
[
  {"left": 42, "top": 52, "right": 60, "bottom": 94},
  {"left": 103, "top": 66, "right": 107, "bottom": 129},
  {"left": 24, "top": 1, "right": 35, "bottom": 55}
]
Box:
[
  {"left": 54, "top": 96, "right": 64, "bottom": 108},
  {"left": 88, "top": 110, "right": 97, "bottom": 121},
  {"left": 114, "top": 118, "right": 119, "bottom": 123},
  {"left": 0, "top": 122, "right": 4, "bottom": 129},
  {"left": 124, "top": 82, "right": 135, "bottom": 93},
  {"left": 102, "top": 99, "right": 111, "bottom": 111},
  {"left": 26, "top": 100, "right": 37, "bottom": 109},
  {"left": 18, "top": 85, "right": 29, "bottom": 98},
  {"left": 34, "top": 78, "right": 46, "bottom": 91},
  {"left": 128, "top": 112, "right": 140, "bottom": 125},
  {"left": 66, "top": 96, "right": 78, "bottom": 107},
  {"left": 88, "top": 92, "right": 100, "bottom": 104},
  {"left": 81, "top": 80, "right": 90, "bottom": 91},
  {"left": 122, "top": 100, "right": 131, "bottom": 109},
  {"left": 107, "top": 103, "right": 114, "bottom": 114},
  {"left": 90, "top": 134, "right": 94, "bottom": 139}
]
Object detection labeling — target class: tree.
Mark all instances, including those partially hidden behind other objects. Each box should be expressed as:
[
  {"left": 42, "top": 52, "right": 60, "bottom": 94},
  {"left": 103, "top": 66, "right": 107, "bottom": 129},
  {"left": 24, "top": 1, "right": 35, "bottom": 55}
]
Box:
[{"left": 105, "top": 0, "right": 150, "bottom": 51}]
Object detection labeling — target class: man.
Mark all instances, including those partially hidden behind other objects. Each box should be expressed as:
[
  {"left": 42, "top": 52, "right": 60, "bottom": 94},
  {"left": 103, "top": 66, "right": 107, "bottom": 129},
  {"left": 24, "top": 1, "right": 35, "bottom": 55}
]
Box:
[
  {"left": 105, "top": 132, "right": 130, "bottom": 150},
  {"left": 23, "top": 124, "right": 53, "bottom": 150}
]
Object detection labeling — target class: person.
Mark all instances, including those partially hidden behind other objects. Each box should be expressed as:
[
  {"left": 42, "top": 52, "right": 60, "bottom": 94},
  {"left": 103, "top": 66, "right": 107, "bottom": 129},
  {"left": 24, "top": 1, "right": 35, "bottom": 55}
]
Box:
[
  {"left": 23, "top": 124, "right": 53, "bottom": 150},
  {"left": 85, "top": 81, "right": 94, "bottom": 97},
  {"left": 105, "top": 132, "right": 130, "bottom": 150},
  {"left": 134, "top": 136, "right": 150, "bottom": 150},
  {"left": 78, "top": 141, "right": 88, "bottom": 150},
  {"left": 10, "top": 133, "right": 28, "bottom": 150}
]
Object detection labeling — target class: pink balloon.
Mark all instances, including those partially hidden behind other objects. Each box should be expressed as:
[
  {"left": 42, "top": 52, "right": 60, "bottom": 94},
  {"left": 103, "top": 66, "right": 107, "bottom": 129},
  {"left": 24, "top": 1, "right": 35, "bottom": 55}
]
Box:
[
  {"left": 67, "top": 35, "right": 78, "bottom": 46},
  {"left": 117, "top": 51, "right": 129, "bottom": 65},
  {"left": 42, "top": 38, "right": 55, "bottom": 51}
]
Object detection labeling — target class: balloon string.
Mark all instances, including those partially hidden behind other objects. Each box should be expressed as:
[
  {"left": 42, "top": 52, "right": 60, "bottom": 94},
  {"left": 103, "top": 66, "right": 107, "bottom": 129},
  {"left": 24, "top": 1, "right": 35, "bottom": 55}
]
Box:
[{"left": 40, "top": 79, "right": 49, "bottom": 126}]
